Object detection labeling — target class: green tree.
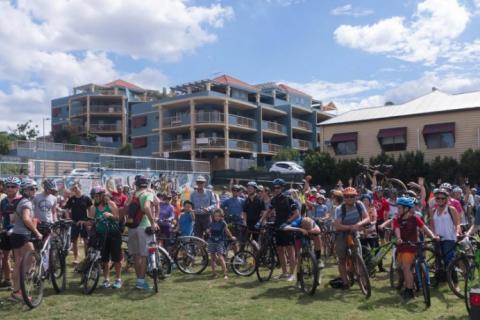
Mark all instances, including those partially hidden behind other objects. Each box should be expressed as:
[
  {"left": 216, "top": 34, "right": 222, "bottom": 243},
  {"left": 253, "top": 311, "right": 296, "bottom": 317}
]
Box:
[
  {"left": 369, "top": 152, "right": 395, "bottom": 166},
  {"left": 395, "top": 151, "right": 428, "bottom": 182},
  {"left": 52, "top": 126, "right": 80, "bottom": 144},
  {"left": 336, "top": 158, "right": 363, "bottom": 186},
  {"left": 273, "top": 147, "right": 300, "bottom": 161},
  {"left": 460, "top": 149, "right": 480, "bottom": 184},
  {"left": 9, "top": 120, "right": 39, "bottom": 140},
  {"left": 303, "top": 152, "right": 337, "bottom": 187},
  {"left": 427, "top": 156, "right": 458, "bottom": 184},
  {"left": 0, "top": 133, "right": 11, "bottom": 155}
]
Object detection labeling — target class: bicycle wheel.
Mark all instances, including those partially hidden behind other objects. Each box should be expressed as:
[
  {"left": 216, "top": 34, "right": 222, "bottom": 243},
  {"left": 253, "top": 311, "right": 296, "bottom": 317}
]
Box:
[
  {"left": 50, "top": 247, "right": 66, "bottom": 293},
  {"left": 446, "top": 254, "right": 470, "bottom": 299},
  {"left": 83, "top": 260, "right": 101, "bottom": 295},
  {"left": 464, "top": 264, "right": 476, "bottom": 315},
  {"left": 255, "top": 246, "right": 275, "bottom": 282},
  {"left": 361, "top": 245, "right": 376, "bottom": 277},
  {"left": 20, "top": 250, "right": 44, "bottom": 309},
  {"left": 419, "top": 262, "right": 431, "bottom": 307},
  {"left": 157, "top": 248, "right": 172, "bottom": 278},
  {"left": 298, "top": 249, "right": 319, "bottom": 295},
  {"left": 175, "top": 241, "right": 209, "bottom": 275},
  {"left": 353, "top": 252, "right": 371, "bottom": 298},
  {"left": 389, "top": 255, "right": 403, "bottom": 290},
  {"left": 152, "top": 268, "right": 159, "bottom": 293},
  {"left": 231, "top": 250, "right": 256, "bottom": 276},
  {"left": 385, "top": 178, "right": 407, "bottom": 192},
  {"left": 422, "top": 246, "right": 437, "bottom": 278}
]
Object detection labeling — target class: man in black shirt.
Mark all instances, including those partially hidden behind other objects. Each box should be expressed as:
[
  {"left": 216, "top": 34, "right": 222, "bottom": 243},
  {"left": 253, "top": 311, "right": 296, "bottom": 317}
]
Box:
[
  {"left": 269, "top": 178, "right": 299, "bottom": 281},
  {"left": 64, "top": 183, "right": 92, "bottom": 263},
  {"left": 242, "top": 181, "right": 266, "bottom": 242}
]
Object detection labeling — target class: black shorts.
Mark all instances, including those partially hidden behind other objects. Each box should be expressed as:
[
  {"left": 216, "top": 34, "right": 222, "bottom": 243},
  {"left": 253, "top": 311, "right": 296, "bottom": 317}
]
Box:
[
  {"left": 275, "top": 230, "right": 294, "bottom": 247},
  {"left": 9, "top": 233, "right": 30, "bottom": 250},
  {"left": 100, "top": 232, "right": 122, "bottom": 263},
  {"left": 0, "top": 231, "right": 12, "bottom": 251},
  {"left": 71, "top": 223, "right": 88, "bottom": 240}
]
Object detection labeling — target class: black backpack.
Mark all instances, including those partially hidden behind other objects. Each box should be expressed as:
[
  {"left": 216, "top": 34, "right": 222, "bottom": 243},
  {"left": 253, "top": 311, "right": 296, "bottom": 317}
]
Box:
[{"left": 340, "top": 201, "right": 364, "bottom": 223}]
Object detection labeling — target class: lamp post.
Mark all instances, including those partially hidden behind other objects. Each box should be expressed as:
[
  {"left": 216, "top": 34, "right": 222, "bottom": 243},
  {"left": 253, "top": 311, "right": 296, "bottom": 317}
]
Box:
[{"left": 42, "top": 117, "right": 51, "bottom": 177}]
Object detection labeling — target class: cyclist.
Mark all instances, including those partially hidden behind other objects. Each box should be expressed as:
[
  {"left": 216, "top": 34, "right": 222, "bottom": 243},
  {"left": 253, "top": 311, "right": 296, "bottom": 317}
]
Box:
[
  {"left": 191, "top": 176, "right": 217, "bottom": 239},
  {"left": 242, "top": 181, "right": 266, "bottom": 242},
  {"left": 393, "top": 197, "right": 438, "bottom": 300},
  {"left": 334, "top": 187, "right": 370, "bottom": 289},
  {"left": 158, "top": 192, "right": 175, "bottom": 247},
  {"left": 175, "top": 200, "right": 195, "bottom": 237},
  {"left": 0, "top": 176, "right": 22, "bottom": 289},
  {"left": 33, "top": 179, "right": 58, "bottom": 223},
  {"left": 9, "top": 179, "right": 43, "bottom": 302},
  {"left": 269, "top": 178, "right": 300, "bottom": 281},
  {"left": 64, "top": 182, "right": 92, "bottom": 264},
  {"left": 221, "top": 185, "right": 246, "bottom": 243},
  {"left": 207, "top": 208, "right": 236, "bottom": 279},
  {"left": 111, "top": 183, "right": 128, "bottom": 209},
  {"left": 373, "top": 186, "right": 389, "bottom": 246},
  {"left": 128, "top": 175, "right": 158, "bottom": 290}
]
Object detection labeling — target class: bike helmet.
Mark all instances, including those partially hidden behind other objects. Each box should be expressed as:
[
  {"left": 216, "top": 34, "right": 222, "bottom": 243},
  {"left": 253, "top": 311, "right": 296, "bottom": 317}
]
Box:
[
  {"left": 42, "top": 179, "right": 57, "bottom": 192},
  {"left": 5, "top": 176, "right": 21, "bottom": 187},
  {"left": 396, "top": 197, "right": 415, "bottom": 208},
  {"left": 360, "top": 193, "right": 372, "bottom": 203},
  {"left": 440, "top": 182, "right": 452, "bottom": 191},
  {"left": 452, "top": 186, "right": 463, "bottom": 194},
  {"left": 342, "top": 187, "right": 358, "bottom": 197},
  {"left": 135, "top": 175, "right": 150, "bottom": 188},
  {"left": 434, "top": 188, "right": 449, "bottom": 197},
  {"left": 247, "top": 181, "right": 258, "bottom": 189},
  {"left": 20, "top": 178, "right": 37, "bottom": 191},
  {"left": 331, "top": 189, "right": 343, "bottom": 198},
  {"left": 319, "top": 189, "right": 326, "bottom": 195},
  {"left": 272, "top": 178, "right": 286, "bottom": 187}
]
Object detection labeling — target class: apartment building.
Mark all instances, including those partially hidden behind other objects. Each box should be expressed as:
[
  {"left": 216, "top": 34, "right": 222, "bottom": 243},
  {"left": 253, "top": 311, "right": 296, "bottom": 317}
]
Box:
[
  {"left": 51, "top": 80, "right": 163, "bottom": 147},
  {"left": 130, "top": 75, "right": 332, "bottom": 170},
  {"left": 319, "top": 89, "right": 480, "bottom": 162}
]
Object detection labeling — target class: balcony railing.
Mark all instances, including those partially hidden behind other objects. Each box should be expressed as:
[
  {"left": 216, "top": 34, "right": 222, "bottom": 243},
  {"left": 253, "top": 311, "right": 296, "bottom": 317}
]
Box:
[
  {"left": 292, "top": 139, "right": 312, "bottom": 150},
  {"left": 196, "top": 137, "right": 226, "bottom": 148},
  {"left": 90, "top": 105, "right": 123, "bottom": 114},
  {"left": 262, "top": 143, "right": 282, "bottom": 154},
  {"left": 163, "top": 140, "right": 192, "bottom": 152},
  {"left": 11, "top": 140, "right": 117, "bottom": 155},
  {"left": 228, "top": 115, "right": 256, "bottom": 129},
  {"left": 229, "top": 139, "right": 257, "bottom": 152},
  {"left": 262, "top": 120, "right": 287, "bottom": 134},
  {"left": 196, "top": 112, "right": 225, "bottom": 124},
  {"left": 292, "top": 118, "right": 313, "bottom": 131},
  {"left": 163, "top": 115, "right": 191, "bottom": 128},
  {"left": 89, "top": 124, "right": 122, "bottom": 133}
]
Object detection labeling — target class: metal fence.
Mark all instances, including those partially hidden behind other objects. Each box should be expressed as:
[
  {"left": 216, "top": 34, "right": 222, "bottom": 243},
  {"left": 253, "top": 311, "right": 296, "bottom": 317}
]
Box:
[
  {"left": 11, "top": 140, "right": 118, "bottom": 155},
  {"left": 99, "top": 155, "right": 210, "bottom": 174},
  {"left": 0, "top": 161, "right": 29, "bottom": 177}
]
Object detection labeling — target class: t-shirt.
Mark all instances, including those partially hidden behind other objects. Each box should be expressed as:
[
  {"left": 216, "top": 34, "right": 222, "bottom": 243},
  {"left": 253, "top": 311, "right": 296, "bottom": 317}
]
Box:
[
  {"left": 111, "top": 192, "right": 128, "bottom": 209},
  {"left": 0, "top": 195, "right": 22, "bottom": 230},
  {"left": 12, "top": 198, "right": 34, "bottom": 236},
  {"left": 64, "top": 195, "right": 92, "bottom": 222},
  {"left": 158, "top": 202, "right": 174, "bottom": 225},
  {"left": 222, "top": 196, "right": 245, "bottom": 224},
  {"left": 334, "top": 202, "right": 367, "bottom": 226},
  {"left": 243, "top": 195, "right": 266, "bottom": 227},
  {"left": 270, "top": 194, "right": 297, "bottom": 226},
  {"left": 178, "top": 211, "right": 194, "bottom": 236},
  {"left": 373, "top": 196, "right": 389, "bottom": 221},
  {"left": 313, "top": 204, "right": 328, "bottom": 219},
  {"left": 136, "top": 190, "right": 154, "bottom": 228},
  {"left": 209, "top": 220, "right": 227, "bottom": 243},
  {"left": 393, "top": 215, "right": 424, "bottom": 253},
  {"left": 33, "top": 193, "right": 57, "bottom": 223}
]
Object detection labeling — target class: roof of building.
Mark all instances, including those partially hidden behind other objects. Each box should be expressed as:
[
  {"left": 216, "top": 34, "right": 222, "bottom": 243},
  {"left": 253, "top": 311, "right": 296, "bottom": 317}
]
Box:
[
  {"left": 212, "top": 74, "right": 259, "bottom": 92},
  {"left": 104, "top": 79, "right": 145, "bottom": 92},
  {"left": 320, "top": 89, "right": 480, "bottom": 126},
  {"left": 278, "top": 84, "right": 310, "bottom": 97}
]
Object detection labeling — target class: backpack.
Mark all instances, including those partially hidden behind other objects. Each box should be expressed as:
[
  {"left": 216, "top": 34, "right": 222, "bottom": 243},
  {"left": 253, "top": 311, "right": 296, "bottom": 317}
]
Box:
[
  {"left": 341, "top": 201, "right": 364, "bottom": 223},
  {"left": 125, "top": 194, "right": 144, "bottom": 229}
]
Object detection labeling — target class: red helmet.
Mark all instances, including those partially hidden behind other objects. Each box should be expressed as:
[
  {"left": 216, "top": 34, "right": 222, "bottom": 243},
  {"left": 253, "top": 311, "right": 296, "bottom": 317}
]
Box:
[{"left": 342, "top": 187, "right": 358, "bottom": 197}]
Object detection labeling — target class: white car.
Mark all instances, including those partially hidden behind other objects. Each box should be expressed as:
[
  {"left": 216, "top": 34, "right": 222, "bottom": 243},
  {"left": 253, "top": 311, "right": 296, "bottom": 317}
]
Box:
[
  {"left": 70, "top": 168, "right": 91, "bottom": 177},
  {"left": 269, "top": 161, "right": 305, "bottom": 174}
]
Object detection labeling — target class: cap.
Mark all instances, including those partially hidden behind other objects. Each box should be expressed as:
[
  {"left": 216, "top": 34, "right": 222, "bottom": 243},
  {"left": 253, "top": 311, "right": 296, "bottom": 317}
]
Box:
[{"left": 196, "top": 175, "right": 207, "bottom": 182}]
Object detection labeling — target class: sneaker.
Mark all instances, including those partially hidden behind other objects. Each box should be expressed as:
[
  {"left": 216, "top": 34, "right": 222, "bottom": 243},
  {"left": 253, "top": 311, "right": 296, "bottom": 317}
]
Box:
[
  {"left": 287, "top": 275, "right": 296, "bottom": 282},
  {"left": 135, "top": 281, "right": 151, "bottom": 290},
  {"left": 296, "top": 281, "right": 302, "bottom": 289},
  {"left": 318, "top": 260, "right": 325, "bottom": 269},
  {"left": 100, "top": 280, "right": 111, "bottom": 289},
  {"left": 112, "top": 279, "right": 122, "bottom": 289},
  {"left": 274, "top": 273, "right": 289, "bottom": 280},
  {"left": 223, "top": 275, "right": 228, "bottom": 280},
  {"left": 0, "top": 280, "right": 12, "bottom": 288},
  {"left": 7, "top": 291, "right": 22, "bottom": 302}
]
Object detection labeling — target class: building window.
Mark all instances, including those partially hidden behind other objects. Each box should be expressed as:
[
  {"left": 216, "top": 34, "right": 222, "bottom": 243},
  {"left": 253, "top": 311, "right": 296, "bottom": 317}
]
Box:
[
  {"left": 52, "top": 108, "right": 61, "bottom": 117},
  {"left": 422, "top": 122, "right": 455, "bottom": 149},
  {"left": 330, "top": 132, "right": 358, "bottom": 155},
  {"left": 132, "top": 137, "right": 147, "bottom": 148},
  {"left": 377, "top": 127, "right": 407, "bottom": 152},
  {"left": 132, "top": 115, "right": 147, "bottom": 128}
]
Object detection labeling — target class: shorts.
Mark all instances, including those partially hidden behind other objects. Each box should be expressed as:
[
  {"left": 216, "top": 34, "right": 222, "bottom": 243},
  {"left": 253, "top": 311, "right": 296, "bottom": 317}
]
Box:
[
  {"left": 159, "top": 225, "right": 172, "bottom": 239},
  {"left": 207, "top": 241, "right": 225, "bottom": 254},
  {"left": 397, "top": 251, "right": 416, "bottom": 265},
  {"left": 335, "top": 232, "right": 360, "bottom": 259},
  {"left": 100, "top": 232, "right": 122, "bottom": 263},
  {"left": 275, "top": 230, "right": 294, "bottom": 247},
  {"left": 0, "top": 231, "right": 12, "bottom": 251},
  {"left": 128, "top": 227, "right": 153, "bottom": 257},
  {"left": 294, "top": 238, "right": 302, "bottom": 252},
  {"left": 71, "top": 223, "right": 88, "bottom": 241},
  {"left": 9, "top": 233, "right": 30, "bottom": 250}
]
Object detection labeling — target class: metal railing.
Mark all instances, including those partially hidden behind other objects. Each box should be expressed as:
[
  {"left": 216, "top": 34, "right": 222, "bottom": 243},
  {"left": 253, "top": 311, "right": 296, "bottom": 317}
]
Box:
[
  {"left": 262, "top": 143, "right": 282, "bottom": 154},
  {"left": 292, "top": 138, "right": 312, "bottom": 150},
  {"left": 262, "top": 120, "right": 287, "bottom": 134},
  {"left": 228, "top": 115, "right": 256, "bottom": 129},
  {"left": 163, "top": 140, "right": 192, "bottom": 152},
  {"left": 292, "top": 118, "right": 313, "bottom": 131},
  {"left": 229, "top": 139, "right": 257, "bottom": 152},
  {"left": 99, "top": 154, "right": 210, "bottom": 173},
  {"left": 89, "top": 123, "right": 122, "bottom": 132},
  {"left": 11, "top": 140, "right": 118, "bottom": 155},
  {"left": 196, "top": 137, "right": 226, "bottom": 148},
  {"left": 196, "top": 112, "right": 225, "bottom": 124},
  {"left": 163, "top": 115, "right": 191, "bottom": 128},
  {"left": 90, "top": 105, "right": 123, "bottom": 114}
]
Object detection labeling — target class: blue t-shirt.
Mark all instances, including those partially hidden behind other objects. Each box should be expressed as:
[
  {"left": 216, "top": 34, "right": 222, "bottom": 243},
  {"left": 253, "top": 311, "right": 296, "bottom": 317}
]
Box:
[
  {"left": 178, "top": 211, "right": 194, "bottom": 236},
  {"left": 209, "top": 220, "right": 227, "bottom": 243},
  {"left": 221, "top": 197, "right": 245, "bottom": 223},
  {"left": 313, "top": 204, "right": 328, "bottom": 219}
]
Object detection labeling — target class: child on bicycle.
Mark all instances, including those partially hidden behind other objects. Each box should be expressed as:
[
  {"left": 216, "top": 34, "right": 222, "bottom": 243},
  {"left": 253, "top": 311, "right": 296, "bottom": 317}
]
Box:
[
  {"left": 393, "top": 197, "right": 438, "bottom": 300},
  {"left": 175, "top": 200, "right": 195, "bottom": 237},
  {"left": 207, "top": 208, "right": 235, "bottom": 279}
]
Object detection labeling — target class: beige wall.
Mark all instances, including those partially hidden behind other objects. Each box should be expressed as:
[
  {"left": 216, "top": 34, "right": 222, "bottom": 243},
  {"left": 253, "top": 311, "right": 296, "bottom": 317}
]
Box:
[{"left": 320, "top": 109, "right": 480, "bottom": 162}]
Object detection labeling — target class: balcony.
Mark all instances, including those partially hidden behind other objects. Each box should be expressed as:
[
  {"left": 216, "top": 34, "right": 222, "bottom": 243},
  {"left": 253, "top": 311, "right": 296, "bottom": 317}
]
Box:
[
  {"left": 163, "top": 115, "right": 191, "bottom": 128},
  {"left": 262, "top": 120, "right": 287, "bottom": 135},
  {"left": 195, "top": 112, "right": 225, "bottom": 124},
  {"left": 89, "top": 123, "right": 122, "bottom": 133},
  {"left": 228, "top": 114, "right": 256, "bottom": 130},
  {"left": 163, "top": 140, "right": 192, "bottom": 152},
  {"left": 292, "top": 118, "right": 312, "bottom": 131},
  {"left": 11, "top": 140, "right": 118, "bottom": 155},
  {"left": 292, "top": 138, "right": 312, "bottom": 150},
  {"left": 90, "top": 105, "right": 123, "bottom": 114},
  {"left": 262, "top": 143, "right": 282, "bottom": 154},
  {"left": 196, "top": 137, "right": 226, "bottom": 149},
  {"left": 229, "top": 139, "right": 257, "bottom": 152}
]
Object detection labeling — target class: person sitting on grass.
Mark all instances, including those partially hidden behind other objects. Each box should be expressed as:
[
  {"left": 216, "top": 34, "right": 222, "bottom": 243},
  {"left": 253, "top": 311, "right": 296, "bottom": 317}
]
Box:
[{"left": 207, "top": 208, "right": 235, "bottom": 279}]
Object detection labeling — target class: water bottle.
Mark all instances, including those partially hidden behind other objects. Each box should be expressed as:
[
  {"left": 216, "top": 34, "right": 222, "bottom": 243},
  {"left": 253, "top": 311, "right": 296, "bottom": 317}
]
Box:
[{"left": 42, "top": 251, "right": 49, "bottom": 271}]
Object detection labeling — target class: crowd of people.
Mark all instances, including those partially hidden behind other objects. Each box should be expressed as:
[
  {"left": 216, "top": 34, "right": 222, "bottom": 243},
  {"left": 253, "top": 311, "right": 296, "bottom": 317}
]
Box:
[{"left": 0, "top": 171, "right": 479, "bottom": 305}]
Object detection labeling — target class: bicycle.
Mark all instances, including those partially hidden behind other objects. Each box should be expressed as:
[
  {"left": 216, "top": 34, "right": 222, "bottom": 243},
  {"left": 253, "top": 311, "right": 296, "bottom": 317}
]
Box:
[
  {"left": 354, "top": 161, "right": 407, "bottom": 192},
  {"left": 446, "top": 236, "right": 477, "bottom": 299},
  {"left": 145, "top": 227, "right": 173, "bottom": 293},
  {"left": 344, "top": 232, "right": 371, "bottom": 298},
  {"left": 255, "top": 222, "right": 279, "bottom": 282},
  {"left": 19, "top": 222, "right": 65, "bottom": 308},
  {"left": 462, "top": 237, "right": 480, "bottom": 315},
  {"left": 297, "top": 235, "right": 320, "bottom": 295},
  {"left": 361, "top": 227, "right": 395, "bottom": 277},
  {"left": 317, "top": 220, "right": 336, "bottom": 262},
  {"left": 222, "top": 238, "right": 256, "bottom": 277},
  {"left": 79, "top": 219, "right": 105, "bottom": 295},
  {"left": 52, "top": 219, "right": 75, "bottom": 257}
]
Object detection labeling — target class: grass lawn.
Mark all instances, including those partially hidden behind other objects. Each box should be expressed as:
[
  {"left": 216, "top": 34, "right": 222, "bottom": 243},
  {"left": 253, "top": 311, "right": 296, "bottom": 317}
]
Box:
[{"left": 0, "top": 258, "right": 469, "bottom": 320}]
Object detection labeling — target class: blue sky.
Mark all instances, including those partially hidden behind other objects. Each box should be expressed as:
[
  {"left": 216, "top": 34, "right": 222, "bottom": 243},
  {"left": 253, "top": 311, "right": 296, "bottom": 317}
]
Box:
[{"left": 1, "top": 0, "right": 480, "bottom": 131}]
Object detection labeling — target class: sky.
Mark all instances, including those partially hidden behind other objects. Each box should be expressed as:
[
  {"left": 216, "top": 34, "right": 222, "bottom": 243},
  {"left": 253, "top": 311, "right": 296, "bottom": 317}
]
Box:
[{"left": 1, "top": 0, "right": 480, "bottom": 132}]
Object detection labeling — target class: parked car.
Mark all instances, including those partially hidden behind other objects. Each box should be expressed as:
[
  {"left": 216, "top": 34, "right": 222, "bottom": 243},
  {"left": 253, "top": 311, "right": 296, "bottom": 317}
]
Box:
[
  {"left": 269, "top": 161, "right": 305, "bottom": 174},
  {"left": 70, "top": 168, "right": 90, "bottom": 177}
]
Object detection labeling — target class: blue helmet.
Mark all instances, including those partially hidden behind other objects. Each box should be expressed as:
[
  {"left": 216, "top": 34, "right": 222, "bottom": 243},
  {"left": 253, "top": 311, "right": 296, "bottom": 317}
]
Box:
[
  {"left": 247, "top": 181, "right": 258, "bottom": 189},
  {"left": 272, "top": 178, "right": 286, "bottom": 187},
  {"left": 360, "top": 193, "right": 372, "bottom": 203},
  {"left": 396, "top": 197, "right": 415, "bottom": 208}
]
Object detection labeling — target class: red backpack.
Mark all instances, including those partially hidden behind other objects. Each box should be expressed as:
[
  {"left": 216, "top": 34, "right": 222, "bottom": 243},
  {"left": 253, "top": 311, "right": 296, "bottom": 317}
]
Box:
[{"left": 125, "top": 195, "right": 144, "bottom": 228}]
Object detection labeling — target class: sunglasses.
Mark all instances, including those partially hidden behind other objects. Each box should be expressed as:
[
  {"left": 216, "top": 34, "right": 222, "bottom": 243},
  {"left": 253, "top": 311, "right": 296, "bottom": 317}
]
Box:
[
  {"left": 26, "top": 187, "right": 37, "bottom": 191},
  {"left": 435, "top": 197, "right": 447, "bottom": 200},
  {"left": 6, "top": 185, "right": 18, "bottom": 189},
  {"left": 344, "top": 196, "right": 356, "bottom": 199}
]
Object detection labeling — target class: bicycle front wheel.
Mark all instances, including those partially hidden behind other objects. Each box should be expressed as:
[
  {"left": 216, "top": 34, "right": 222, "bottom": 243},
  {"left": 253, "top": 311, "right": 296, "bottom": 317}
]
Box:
[
  {"left": 446, "top": 254, "right": 470, "bottom": 299},
  {"left": 83, "top": 260, "right": 101, "bottom": 295},
  {"left": 152, "top": 268, "right": 159, "bottom": 293},
  {"left": 299, "top": 250, "right": 319, "bottom": 295},
  {"left": 255, "top": 246, "right": 275, "bottom": 282},
  {"left": 157, "top": 248, "right": 172, "bottom": 278},
  {"left": 51, "top": 247, "right": 66, "bottom": 293},
  {"left": 419, "top": 262, "right": 431, "bottom": 307},
  {"left": 389, "top": 255, "right": 403, "bottom": 290},
  {"left": 353, "top": 252, "right": 371, "bottom": 298},
  {"left": 465, "top": 264, "right": 477, "bottom": 315},
  {"left": 231, "top": 250, "right": 256, "bottom": 276},
  {"left": 175, "top": 241, "right": 209, "bottom": 275},
  {"left": 20, "top": 250, "right": 44, "bottom": 309}
]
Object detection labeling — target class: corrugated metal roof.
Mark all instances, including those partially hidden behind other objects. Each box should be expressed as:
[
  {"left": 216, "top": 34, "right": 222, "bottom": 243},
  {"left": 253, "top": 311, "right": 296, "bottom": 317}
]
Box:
[{"left": 320, "top": 90, "right": 480, "bottom": 126}]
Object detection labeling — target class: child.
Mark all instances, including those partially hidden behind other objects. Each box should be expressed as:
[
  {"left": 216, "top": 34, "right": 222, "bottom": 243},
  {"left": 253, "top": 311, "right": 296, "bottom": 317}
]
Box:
[
  {"left": 176, "top": 200, "right": 195, "bottom": 237},
  {"left": 207, "top": 208, "right": 235, "bottom": 279}
]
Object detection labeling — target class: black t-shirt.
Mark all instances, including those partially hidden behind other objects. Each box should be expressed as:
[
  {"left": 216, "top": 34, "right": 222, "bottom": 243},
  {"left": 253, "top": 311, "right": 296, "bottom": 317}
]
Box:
[
  {"left": 65, "top": 195, "right": 92, "bottom": 222},
  {"left": 270, "top": 194, "right": 297, "bottom": 226},
  {"left": 243, "top": 195, "right": 266, "bottom": 226}
]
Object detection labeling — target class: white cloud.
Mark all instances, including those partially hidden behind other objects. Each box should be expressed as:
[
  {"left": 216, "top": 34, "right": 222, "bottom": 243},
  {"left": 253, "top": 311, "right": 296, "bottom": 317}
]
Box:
[
  {"left": 334, "top": 0, "right": 471, "bottom": 64},
  {"left": 264, "top": 0, "right": 305, "bottom": 7},
  {"left": 123, "top": 68, "right": 170, "bottom": 90},
  {"left": 331, "top": 4, "right": 374, "bottom": 17},
  {"left": 284, "top": 79, "right": 385, "bottom": 100}
]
